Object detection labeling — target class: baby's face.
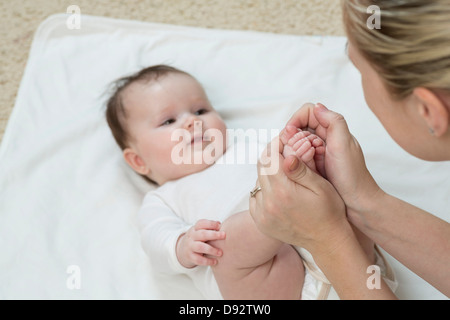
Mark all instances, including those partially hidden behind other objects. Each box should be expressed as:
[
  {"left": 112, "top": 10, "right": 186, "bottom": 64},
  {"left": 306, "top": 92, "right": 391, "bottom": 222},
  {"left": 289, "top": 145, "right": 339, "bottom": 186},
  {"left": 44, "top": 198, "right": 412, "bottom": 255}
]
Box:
[{"left": 122, "top": 73, "right": 227, "bottom": 185}]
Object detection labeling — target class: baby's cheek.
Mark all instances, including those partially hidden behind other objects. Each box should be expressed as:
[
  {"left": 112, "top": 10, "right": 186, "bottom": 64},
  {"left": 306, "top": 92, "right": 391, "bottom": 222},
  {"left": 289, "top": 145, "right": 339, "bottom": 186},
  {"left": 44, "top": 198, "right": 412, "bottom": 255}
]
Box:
[{"left": 153, "top": 145, "right": 175, "bottom": 168}]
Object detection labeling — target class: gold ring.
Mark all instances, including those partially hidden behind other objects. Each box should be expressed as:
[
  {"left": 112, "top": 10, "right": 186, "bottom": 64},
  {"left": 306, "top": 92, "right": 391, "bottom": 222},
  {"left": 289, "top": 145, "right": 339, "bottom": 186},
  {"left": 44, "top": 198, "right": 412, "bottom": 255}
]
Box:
[{"left": 250, "top": 186, "right": 262, "bottom": 198}]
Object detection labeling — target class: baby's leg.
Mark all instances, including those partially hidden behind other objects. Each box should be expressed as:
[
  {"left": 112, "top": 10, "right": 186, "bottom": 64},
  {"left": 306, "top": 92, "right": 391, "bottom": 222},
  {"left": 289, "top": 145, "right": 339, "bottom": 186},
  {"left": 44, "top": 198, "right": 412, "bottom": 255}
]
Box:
[{"left": 208, "top": 210, "right": 304, "bottom": 299}]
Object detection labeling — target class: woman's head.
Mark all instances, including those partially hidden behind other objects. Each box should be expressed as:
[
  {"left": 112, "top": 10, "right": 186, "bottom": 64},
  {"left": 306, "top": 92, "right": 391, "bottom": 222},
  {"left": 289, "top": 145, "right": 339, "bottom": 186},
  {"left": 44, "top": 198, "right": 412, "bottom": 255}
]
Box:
[{"left": 342, "top": 0, "right": 450, "bottom": 160}]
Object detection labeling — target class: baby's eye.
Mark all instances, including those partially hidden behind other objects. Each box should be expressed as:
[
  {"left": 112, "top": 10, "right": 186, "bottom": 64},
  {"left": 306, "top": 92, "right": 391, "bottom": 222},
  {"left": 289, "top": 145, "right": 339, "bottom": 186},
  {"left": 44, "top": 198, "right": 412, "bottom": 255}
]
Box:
[
  {"left": 194, "top": 109, "right": 208, "bottom": 116},
  {"left": 161, "top": 119, "right": 176, "bottom": 126}
]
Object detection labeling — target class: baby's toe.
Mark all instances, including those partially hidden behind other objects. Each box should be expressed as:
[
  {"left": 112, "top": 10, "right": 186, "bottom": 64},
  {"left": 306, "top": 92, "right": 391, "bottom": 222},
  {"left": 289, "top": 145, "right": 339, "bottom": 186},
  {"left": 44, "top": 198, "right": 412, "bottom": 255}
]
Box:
[{"left": 293, "top": 138, "right": 312, "bottom": 157}]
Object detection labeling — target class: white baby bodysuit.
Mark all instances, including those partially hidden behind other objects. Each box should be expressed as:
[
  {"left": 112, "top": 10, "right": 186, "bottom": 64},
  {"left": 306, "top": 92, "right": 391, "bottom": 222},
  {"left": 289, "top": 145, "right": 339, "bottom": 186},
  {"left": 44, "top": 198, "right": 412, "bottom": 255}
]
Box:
[{"left": 138, "top": 138, "right": 261, "bottom": 299}]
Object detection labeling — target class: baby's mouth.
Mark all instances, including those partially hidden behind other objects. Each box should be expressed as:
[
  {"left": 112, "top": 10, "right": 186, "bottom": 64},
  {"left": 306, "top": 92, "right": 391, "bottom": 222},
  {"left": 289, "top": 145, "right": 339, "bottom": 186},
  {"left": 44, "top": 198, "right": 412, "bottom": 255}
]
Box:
[{"left": 190, "top": 133, "right": 207, "bottom": 145}]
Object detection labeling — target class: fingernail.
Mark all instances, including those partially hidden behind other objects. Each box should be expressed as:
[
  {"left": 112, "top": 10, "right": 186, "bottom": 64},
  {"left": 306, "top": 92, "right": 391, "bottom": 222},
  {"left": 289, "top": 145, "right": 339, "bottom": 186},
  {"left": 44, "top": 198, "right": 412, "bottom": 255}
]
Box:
[
  {"left": 286, "top": 125, "right": 298, "bottom": 133},
  {"left": 315, "top": 103, "right": 328, "bottom": 111},
  {"left": 289, "top": 157, "right": 300, "bottom": 171}
]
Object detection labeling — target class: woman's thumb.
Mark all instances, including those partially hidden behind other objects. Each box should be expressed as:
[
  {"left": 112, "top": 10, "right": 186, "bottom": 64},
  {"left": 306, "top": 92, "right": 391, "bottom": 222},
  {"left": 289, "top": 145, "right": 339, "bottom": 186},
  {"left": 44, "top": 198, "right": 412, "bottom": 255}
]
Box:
[
  {"left": 314, "top": 103, "right": 351, "bottom": 138},
  {"left": 283, "top": 156, "right": 317, "bottom": 187}
]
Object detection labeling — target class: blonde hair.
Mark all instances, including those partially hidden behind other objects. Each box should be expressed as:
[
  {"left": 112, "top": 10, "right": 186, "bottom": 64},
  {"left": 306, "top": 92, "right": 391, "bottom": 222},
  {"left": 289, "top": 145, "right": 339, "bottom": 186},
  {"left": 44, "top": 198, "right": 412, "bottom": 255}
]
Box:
[{"left": 342, "top": 0, "right": 450, "bottom": 99}]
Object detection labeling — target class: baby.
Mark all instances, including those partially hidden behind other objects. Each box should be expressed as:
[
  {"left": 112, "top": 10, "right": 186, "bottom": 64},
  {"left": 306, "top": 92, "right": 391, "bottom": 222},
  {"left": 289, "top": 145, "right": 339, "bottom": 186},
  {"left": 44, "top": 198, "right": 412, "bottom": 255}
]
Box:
[{"left": 105, "top": 65, "right": 395, "bottom": 299}]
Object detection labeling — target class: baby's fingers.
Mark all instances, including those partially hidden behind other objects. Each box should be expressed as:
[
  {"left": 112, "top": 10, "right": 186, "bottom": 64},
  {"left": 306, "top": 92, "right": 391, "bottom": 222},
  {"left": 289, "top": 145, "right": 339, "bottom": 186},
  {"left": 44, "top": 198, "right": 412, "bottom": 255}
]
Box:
[
  {"left": 195, "top": 219, "right": 222, "bottom": 231},
  {"left": 193, "top": 242, "right": 223, "bottom": 258},
  {"left": 191, "top": 253, "right": 219, "bottom": 266},
  {"left": 194, "top": 229, "right": 226, "bottom": 242}
]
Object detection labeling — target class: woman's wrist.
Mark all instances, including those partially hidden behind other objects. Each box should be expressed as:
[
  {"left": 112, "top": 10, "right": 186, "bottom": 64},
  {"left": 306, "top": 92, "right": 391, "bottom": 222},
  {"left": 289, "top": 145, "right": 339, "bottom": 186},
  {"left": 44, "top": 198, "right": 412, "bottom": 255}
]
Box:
[
  {"left": 308, "top": 217, "right": 356, "bottom": 259},
  {"left": 346, "top": 186, "right": 386, "bottom": 234}
]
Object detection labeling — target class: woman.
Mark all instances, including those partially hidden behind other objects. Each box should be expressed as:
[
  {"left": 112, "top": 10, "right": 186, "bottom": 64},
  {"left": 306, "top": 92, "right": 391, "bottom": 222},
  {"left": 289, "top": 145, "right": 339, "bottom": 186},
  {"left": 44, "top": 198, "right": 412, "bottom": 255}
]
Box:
[{"left": 249, "top": 0, "right": 450, "bottom": 299}]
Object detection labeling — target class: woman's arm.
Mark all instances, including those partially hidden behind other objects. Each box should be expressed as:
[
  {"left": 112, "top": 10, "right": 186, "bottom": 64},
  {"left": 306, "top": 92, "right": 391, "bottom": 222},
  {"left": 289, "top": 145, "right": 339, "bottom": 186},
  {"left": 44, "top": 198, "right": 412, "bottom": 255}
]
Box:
[
  {"left": 349, "top": 190, "right": 450, "bottom": 297},
  {"left": 250, "top": 143, "right": 397, "bottom": 299},
  {"left": 312, "top": 220, "right": 397, "bottom": 300},
  {"left": 302, "top": 103, "right": 450, "bottom": 297}
]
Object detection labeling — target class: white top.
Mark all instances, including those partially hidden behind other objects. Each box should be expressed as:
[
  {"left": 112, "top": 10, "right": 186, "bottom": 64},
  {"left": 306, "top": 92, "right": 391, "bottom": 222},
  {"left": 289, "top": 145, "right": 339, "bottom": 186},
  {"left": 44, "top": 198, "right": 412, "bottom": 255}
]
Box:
[{"left": 137, "top": 138, "right": 261, "bottom": 275}]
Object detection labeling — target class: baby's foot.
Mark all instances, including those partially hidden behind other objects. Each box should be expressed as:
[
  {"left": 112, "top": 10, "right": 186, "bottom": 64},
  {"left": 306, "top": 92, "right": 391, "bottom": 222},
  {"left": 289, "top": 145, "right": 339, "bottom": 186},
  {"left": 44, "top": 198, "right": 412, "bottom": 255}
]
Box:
[{"left": 282, "top": 126, "right": 326, "bottom": 177}]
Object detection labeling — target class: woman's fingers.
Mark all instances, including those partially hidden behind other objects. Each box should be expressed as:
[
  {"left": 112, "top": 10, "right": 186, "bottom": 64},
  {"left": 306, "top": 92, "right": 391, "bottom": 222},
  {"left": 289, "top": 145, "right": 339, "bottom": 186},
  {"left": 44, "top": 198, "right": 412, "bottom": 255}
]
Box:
[{"left": 285, "top": 103, "right": 320, "bottom": 134}]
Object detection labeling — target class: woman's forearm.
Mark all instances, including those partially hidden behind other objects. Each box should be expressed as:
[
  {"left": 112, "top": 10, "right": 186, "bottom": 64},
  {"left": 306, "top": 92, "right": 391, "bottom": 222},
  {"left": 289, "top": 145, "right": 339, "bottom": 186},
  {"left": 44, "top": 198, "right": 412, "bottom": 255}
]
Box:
[
  {"left": 312, "top": 222, "right": 397, "bottom": 300},
  {"left": 348, "top": 191, "right": 450, "bottom": 297}
]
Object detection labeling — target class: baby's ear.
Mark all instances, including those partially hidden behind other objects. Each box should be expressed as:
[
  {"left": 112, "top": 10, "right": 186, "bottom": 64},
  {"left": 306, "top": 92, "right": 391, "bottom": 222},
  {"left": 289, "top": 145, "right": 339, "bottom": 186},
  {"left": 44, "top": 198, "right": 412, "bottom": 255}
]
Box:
[{"left": 123, "top": 148, "right": 150, "bottom": 175}]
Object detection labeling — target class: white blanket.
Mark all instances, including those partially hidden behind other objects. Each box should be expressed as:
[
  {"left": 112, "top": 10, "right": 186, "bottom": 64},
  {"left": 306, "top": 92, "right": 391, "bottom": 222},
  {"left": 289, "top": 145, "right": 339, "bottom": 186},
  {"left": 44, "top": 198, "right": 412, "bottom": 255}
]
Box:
[{"left": 0, "top": 13, "right": 448, "bottom": 300}]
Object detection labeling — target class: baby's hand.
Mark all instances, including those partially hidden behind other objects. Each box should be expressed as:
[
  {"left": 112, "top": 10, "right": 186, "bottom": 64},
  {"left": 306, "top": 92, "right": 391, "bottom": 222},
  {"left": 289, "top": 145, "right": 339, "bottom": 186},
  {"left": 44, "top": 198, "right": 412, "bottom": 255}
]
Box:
[
  {"left": 282, "top": 125, "right": 326, "bottom": 177},
  {"left": 176, "top": 219, "right": 226, "bottom": 269}
]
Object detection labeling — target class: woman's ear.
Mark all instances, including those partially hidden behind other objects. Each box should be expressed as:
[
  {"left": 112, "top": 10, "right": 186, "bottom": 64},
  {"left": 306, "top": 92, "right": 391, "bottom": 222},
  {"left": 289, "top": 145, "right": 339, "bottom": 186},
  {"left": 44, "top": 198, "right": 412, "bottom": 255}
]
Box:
[
  {"left": 413, "top": 87, "right": 449, "bottom": 137},
  {"left": 123, "top": 148, "right": 150, "bottom": 175}
]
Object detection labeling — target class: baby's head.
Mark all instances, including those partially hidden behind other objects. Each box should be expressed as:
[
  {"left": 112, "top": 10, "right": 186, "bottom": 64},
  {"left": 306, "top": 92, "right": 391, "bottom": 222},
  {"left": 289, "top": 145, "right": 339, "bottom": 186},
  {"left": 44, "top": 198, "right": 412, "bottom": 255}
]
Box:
[{"left": 106, "top": 65, "right": 227, "bottom": 185}]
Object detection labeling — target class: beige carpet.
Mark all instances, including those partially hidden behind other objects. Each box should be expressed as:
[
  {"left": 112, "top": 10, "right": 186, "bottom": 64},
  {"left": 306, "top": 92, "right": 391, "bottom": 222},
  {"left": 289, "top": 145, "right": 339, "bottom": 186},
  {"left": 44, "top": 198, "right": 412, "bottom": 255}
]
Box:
[{"left": 0, "top": 0, "right": 344, "bottom": 143}]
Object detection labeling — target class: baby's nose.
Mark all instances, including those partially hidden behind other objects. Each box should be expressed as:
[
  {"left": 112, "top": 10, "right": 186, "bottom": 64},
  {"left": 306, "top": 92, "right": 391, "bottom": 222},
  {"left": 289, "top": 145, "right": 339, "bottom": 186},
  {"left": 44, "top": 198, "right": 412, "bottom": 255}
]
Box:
[{"left": 184, "top": 114, "right": 202, "bottom": 130}]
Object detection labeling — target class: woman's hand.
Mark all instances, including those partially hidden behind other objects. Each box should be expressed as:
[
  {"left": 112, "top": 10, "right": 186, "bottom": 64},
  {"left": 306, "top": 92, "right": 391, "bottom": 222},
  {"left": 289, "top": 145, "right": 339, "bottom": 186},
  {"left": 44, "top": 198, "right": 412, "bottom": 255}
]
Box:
[
  {"left": 249, "top": 102, "right": 384, "bottom": 254},
  {"left": 176, "top": 219, "right": 226, "bottom": 268},
  {"left": 249, "top": 134, "right": 353, "bottom": 257},
  {"left": 283, "top": 103, "right": 384, "bottom": 220},
  {"left": 249, "top": 105, "right": 399, "bottom": 299}
]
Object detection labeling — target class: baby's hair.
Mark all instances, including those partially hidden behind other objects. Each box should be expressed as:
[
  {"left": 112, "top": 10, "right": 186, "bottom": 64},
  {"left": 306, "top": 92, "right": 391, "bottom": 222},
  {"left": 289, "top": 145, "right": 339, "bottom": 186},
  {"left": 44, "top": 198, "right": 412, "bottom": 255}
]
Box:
[{"left": 105, "top": 64, "right": 192, "bottom": 150}]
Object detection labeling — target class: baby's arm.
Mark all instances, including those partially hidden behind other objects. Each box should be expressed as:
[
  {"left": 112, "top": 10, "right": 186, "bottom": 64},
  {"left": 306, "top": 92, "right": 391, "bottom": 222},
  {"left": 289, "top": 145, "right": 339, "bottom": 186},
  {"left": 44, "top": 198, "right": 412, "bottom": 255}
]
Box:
[
  {"left": 176, "top": 219, "right": 226, "bottom": 268},
  {"left": 138, "top": 194, "right": 224, "bottom": 274}
]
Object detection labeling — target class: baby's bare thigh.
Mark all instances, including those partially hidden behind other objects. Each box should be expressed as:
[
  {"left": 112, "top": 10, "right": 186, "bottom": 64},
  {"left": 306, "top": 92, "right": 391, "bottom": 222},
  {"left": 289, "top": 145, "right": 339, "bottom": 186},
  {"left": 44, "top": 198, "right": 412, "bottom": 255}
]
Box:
[
  {"left": 214, "top": 244, "right": 305, "bottom": 300},
  {"left": 209, "top": 210, "right": 305, "bottom": 299},
  {"left": 249, "top": 244, "right": 305, "bottom": 299}
]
